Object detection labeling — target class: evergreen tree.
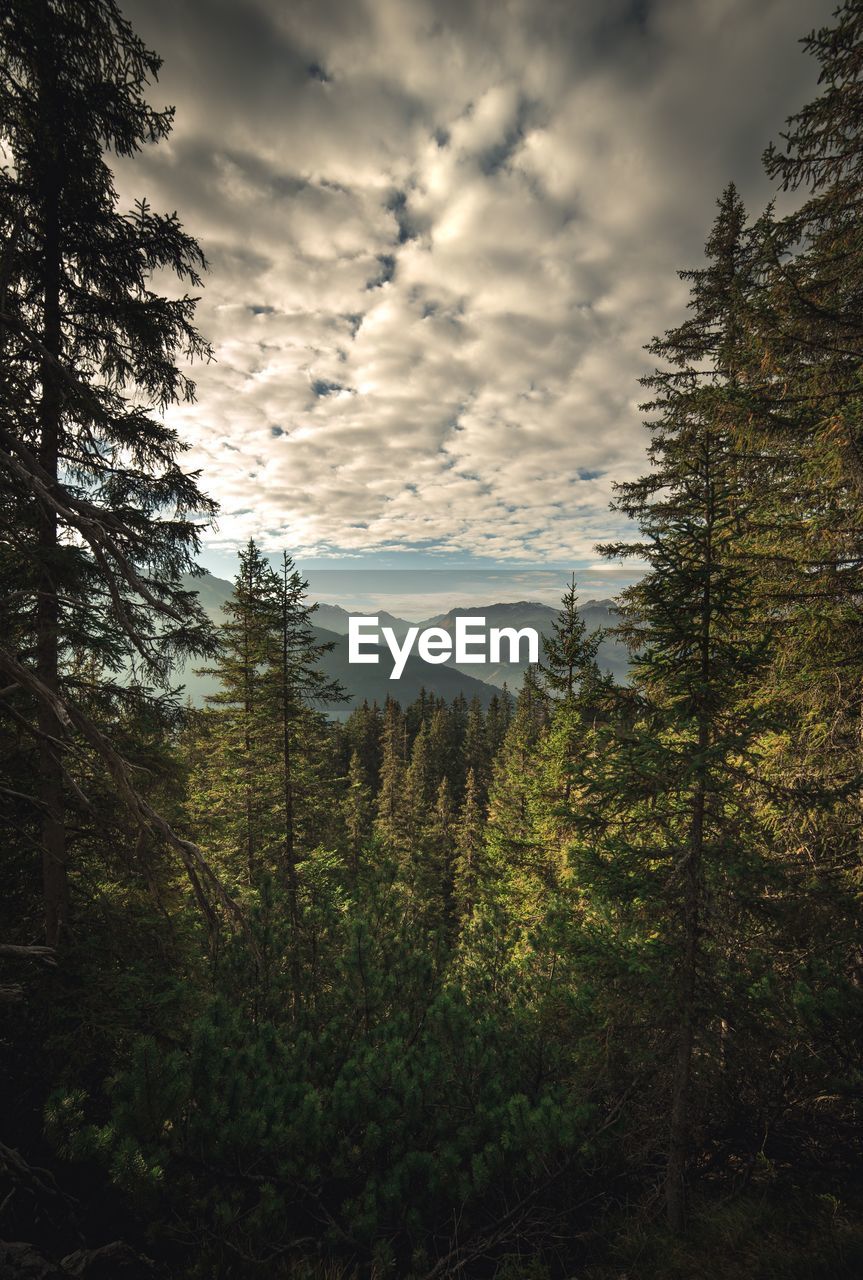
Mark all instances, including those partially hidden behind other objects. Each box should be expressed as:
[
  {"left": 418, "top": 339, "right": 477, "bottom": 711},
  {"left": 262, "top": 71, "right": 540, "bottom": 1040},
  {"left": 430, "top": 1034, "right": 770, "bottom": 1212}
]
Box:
[
  {"left": 266, "top": 552, "right": 345, "bottom": 934},
  {"left": 453, "top": 767, "right": 485, "bottom": 921},
  {"left": 404, "top": 720, "right": 434, "bottom": 858},
  {"left": 341, "top": 699, "right": 383, "bottom": 790},
  {"left": 536, "top": 575, "right": 606, "bottom": 809},
  {"left": 425, "top": 775, "right": 457, "bottom": 923},
  {"left": 483, "top": 668, "right": 551, "bottom": 938},
  {"left": 193, "top": 539, "right": 276, "bottom": 884},
  {"left": 762, "top": 0, "right": 863, "bottom": 504},
  {"left": 538, "top": 575, "right": 601, "bottom": 704},
  {"left": 462, "top": 695, "right": 490, "bottom": 803},
  {"left": 0, "top": 0, "right": 216, "bottom": 943},
  {"left": 485, "top": 686, "right": 513, "bottom": 760},
  {"left": 426, "top": 703, "right": 454, "bottom": 794},
  {"left": 583, "top": 188, "right": 782, "bottom": 1231},
  {"left": 375, "top": 698, "right": 407, "bottom": 849},
  {"left": 343, "top": 749, "right": 374, "bottom": 880}
]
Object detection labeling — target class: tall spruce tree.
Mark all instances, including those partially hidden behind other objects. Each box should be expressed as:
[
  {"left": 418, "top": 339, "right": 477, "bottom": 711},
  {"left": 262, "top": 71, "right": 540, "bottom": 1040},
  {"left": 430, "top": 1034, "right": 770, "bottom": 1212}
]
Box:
[
  {"left": 762, "top": 0, "right": 863, "bottom": 503},
  {"left": 582, "top": 187, "right": 780, "bottom": 1231},
  {"left": 194, "top": 540, "right": 276, "bottom": 884},
  {"left": 538, "top": 575, "right": 601, "bottom": 704},
  {"left": 453, "top": 767, "right": 485, "bottom": 922},
  {"left": 483, "top": 668, "right": 550, "bottom": 938},
  {"left": 0, "top": 0, "right": 218, "bottom": 944},
  {"left": 342, "top": 749, "right": 374, "bottom": 880},
  {"left": 266, "top": 552, "right": 344, "bottom": 928},
  {"left": 536, "top": 575, "right": 605, "bottom": 809},
  {"left": 375, "top": 698, "right": 408, "bottom": 849},
  {"left": 462, "top": 696, "right": 490, "bottom": 803}
]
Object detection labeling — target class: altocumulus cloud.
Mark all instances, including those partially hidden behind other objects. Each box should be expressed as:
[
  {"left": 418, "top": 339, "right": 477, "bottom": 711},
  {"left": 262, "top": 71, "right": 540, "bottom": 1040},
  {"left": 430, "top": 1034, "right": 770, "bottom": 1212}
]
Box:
[{"left": 117, "top": 0, "right": 830, "bottom": 564}]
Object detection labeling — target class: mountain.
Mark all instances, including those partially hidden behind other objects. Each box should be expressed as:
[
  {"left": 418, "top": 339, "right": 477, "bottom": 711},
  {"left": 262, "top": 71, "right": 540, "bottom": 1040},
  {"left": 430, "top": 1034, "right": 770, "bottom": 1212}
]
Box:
[
  {"left": 175, "top": 573, "right": 629, "bottom": 711},
  {"left": 176, "top": 574, "right": 498, "bottom": 716},
  {"left": 182, "top": 578, "right": 414, "bottom": 640},
  {"left": 313, "top": 601, "right": 415, "bottom": 641},
  {"left": 312, "top": 627, "right": 498, "bottom": 714},
  {"left": 180, "top": 570, "right": 238, "bottom": 618},
  {"left": 423, "top": 599, "right": 628, "bottom": 688}
]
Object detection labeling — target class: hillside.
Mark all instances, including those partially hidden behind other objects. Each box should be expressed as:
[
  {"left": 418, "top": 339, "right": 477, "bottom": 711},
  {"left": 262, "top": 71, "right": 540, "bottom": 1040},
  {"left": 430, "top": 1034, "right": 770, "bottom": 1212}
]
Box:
[
  {"left": 177, "top": 572, "right": 629, "bottom": 710},
  {"left": 425, "top": 599, "right": 629, "bottom": 687},
  {"left": 177, "top": 575, "right": 499, "bottom": 715}
]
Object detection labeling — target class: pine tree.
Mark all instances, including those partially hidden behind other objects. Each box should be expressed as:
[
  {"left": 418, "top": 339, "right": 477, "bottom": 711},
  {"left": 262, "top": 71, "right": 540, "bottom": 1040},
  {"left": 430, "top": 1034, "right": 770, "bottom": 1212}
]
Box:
[
  {"left": 0, "top": 0, "right": 217, "bottom": 943},
  {"left": 485, "top": 668, "right": 548, "bottom": 865},
  {"left": 583, "top": 187, "right": 781, "bottom": 1232},
  {"left": 341, "top": 700, "right": 383, "bottom": 791},
  {"left": 538, "top": 575, "right": 601, "bottom": 704},
  {"left": 375, "top": 698, "right": 407, "bottom": 849},
  {"left": 750, "top": 5, "right": 863, "bottom": 1163},
  {"left": 762, "top": 0, "right": 863, "bottom": 503},
  {"left": 453, "top": 768, "right": 485, "bottom": 922},
  {"left": 483, "top": 668, "right": 551, "bottom": 936},
  {"left": 195, "top": 540, "right": 277, "bottom": 884},
  {"left": 485, "top": 686, "right": 513, "bottom": 761},
  {"left": 536, "top": 576, "right": 606, "bottom": 810},
  {"left": 343, "top": 750, "right": 374, "bottom": 881},
  {"left": 404, "top": 721, "right": 434, "bottom": 858},
  {"left": 425, "top": 775, "right": 456, "bottom": 923},
  {"left": 426, "top": 704, "right": 454, "bottom": 794},
  {"left": 462, "top": 696, "right": 490, "bottom": 803},
  {"left": 266, "top": 552, "right": 345, "bottom": 930}
]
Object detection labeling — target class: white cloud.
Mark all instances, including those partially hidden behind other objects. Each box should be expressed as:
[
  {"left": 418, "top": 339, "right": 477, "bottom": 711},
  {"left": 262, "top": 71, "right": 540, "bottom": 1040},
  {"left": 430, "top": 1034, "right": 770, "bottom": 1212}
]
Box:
[{"left": 117, "top": 0, "right": 831, "bottom": 566}]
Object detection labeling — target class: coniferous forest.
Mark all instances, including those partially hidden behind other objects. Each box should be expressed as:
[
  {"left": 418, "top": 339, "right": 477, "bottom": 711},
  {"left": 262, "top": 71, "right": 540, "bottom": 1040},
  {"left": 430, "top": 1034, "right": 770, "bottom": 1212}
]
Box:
[{"left": 2, "top": 2, "right": 863, "bottom": 1277}]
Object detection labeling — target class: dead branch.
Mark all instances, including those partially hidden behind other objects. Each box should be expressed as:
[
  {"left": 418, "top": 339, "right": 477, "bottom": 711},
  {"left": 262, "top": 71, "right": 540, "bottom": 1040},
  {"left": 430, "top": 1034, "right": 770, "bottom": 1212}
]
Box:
[{"left": 0, "top": 944, "right": 57, "bottom": 965}]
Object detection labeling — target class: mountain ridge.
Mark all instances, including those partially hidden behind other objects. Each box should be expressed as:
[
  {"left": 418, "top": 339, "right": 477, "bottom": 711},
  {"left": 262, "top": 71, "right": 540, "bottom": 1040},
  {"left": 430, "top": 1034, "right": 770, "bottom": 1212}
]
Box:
[{"left": 177, "top": 572, "right": 628, "bottom": 707}]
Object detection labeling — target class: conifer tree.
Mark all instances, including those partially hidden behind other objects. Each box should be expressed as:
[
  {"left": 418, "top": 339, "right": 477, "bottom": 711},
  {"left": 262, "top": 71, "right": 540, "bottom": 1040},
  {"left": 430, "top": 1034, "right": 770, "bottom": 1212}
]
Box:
[
  {"left": 404, "top": 721, "right": 434, "bottom": 859},
  {"left": 762, "top": 0, "right": 863, "bottom": 503},
  {"left": 341, "top": 699, "right": 383, "bottom": 791},
  {"left": 747, "top": 6, "right": 863, "bottom": 1153},
  {"left": 485, "top": 686, "right": 513, "bottom": 760},
  {"left": 485, "top": 668, "right": 548, "bottom": 863},
  {"left": 194, "top": 540, "right": 276, "bottom": 883},
  {"left": 375, "top": 698, "right": 408, "bottom": 849},
  {"left": 0, "top": 0, "right": 218, "bottom": 943},
  {"left": 536, "top": 576, "right": 606, "bottom": 809},
  {"left": 426, "top": 704, "right": 454, "bottom": 794},
  {"left": 483, "top": 668, "right": 550, "bottom": 933},
  {"left": 425, "top": 775, "right": 456, "bottom": 923},
  {"left": 462, "top": 696, "right": 490, "bottom": 803},
  {"left": 343, "top": 749, "right": 374, "bottom": 880},
  {"left": 453, "top": 767, "right": 485, "bottom": 921},
  {"left": 538, "top": 575, "right": 601, "bottom": 704},
  {"left": 266, "top": 552, "right": 344, "bottom": 928},
  {"left": 582, "top": 187, "right": 780, "bottom": 1232}
]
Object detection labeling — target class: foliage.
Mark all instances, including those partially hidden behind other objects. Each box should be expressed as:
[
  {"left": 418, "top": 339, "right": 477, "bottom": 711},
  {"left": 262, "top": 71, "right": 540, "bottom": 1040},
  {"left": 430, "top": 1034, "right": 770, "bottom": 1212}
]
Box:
[{"left": 3, "top": 1, "right": 863, "bottom": 1277}]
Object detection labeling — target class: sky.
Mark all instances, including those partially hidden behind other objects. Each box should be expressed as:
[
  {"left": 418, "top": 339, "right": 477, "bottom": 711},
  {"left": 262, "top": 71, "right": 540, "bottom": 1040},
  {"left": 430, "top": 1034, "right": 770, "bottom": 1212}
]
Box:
[{"left": 117, "top": 0, "right": 832, "bottom": 602}]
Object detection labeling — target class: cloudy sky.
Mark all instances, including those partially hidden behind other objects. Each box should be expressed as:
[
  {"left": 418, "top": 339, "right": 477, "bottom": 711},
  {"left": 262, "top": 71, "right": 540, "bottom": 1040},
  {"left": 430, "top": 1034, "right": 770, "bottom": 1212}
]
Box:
[{"left": 119, "top": 0, "right": 830, "bottom": 597}]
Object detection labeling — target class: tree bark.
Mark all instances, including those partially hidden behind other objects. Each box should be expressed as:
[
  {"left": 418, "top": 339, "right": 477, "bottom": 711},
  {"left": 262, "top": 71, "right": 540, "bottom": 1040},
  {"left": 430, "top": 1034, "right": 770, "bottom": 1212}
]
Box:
[
  {"left": 281, "top": 562, "right": 302, "bottom": 1010},
  {"left": 666, "top": 445, "right": 713, "bottom": 1232},
  {"left": 666, "top": 776, "right": 703, "bottom": 1233},
  {"left": 36, "top": 31, "right": 67, "bottom": 949},
  {"left": 243, "top": 564, "right": 255, "bottom": 883}
]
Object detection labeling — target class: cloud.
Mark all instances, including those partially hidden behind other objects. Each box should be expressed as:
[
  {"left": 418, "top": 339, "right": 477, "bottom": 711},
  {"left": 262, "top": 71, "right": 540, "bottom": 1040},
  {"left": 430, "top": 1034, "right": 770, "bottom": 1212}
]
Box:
[{"left": 117, "top": 0, "right": 831, "bottom": 567}]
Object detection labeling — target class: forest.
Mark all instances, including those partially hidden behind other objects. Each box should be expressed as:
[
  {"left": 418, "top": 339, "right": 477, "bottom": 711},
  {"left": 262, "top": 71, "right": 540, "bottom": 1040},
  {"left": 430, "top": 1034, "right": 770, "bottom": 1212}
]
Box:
[{"left": 1, "top": 1, "right": 862, "bottom": 1276}]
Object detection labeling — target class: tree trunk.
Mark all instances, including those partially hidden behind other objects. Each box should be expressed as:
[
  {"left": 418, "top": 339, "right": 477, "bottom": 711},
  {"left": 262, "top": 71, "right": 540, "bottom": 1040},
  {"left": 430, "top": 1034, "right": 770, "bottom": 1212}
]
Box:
[
  {"left": 281, "top": 570, "right": 302, "bottom": 1010},
  {"left": 666, "top": 446, "right": 713, "bottom": 1232},
  {"left": 666, "top": 778, "right": 703, "bottom": 1233},
  {"left": 243, "top": 581, "right": 255, "bottom": 883},
  {"left": 36, "top": 38, "right": 67, "bottom": 949}
]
